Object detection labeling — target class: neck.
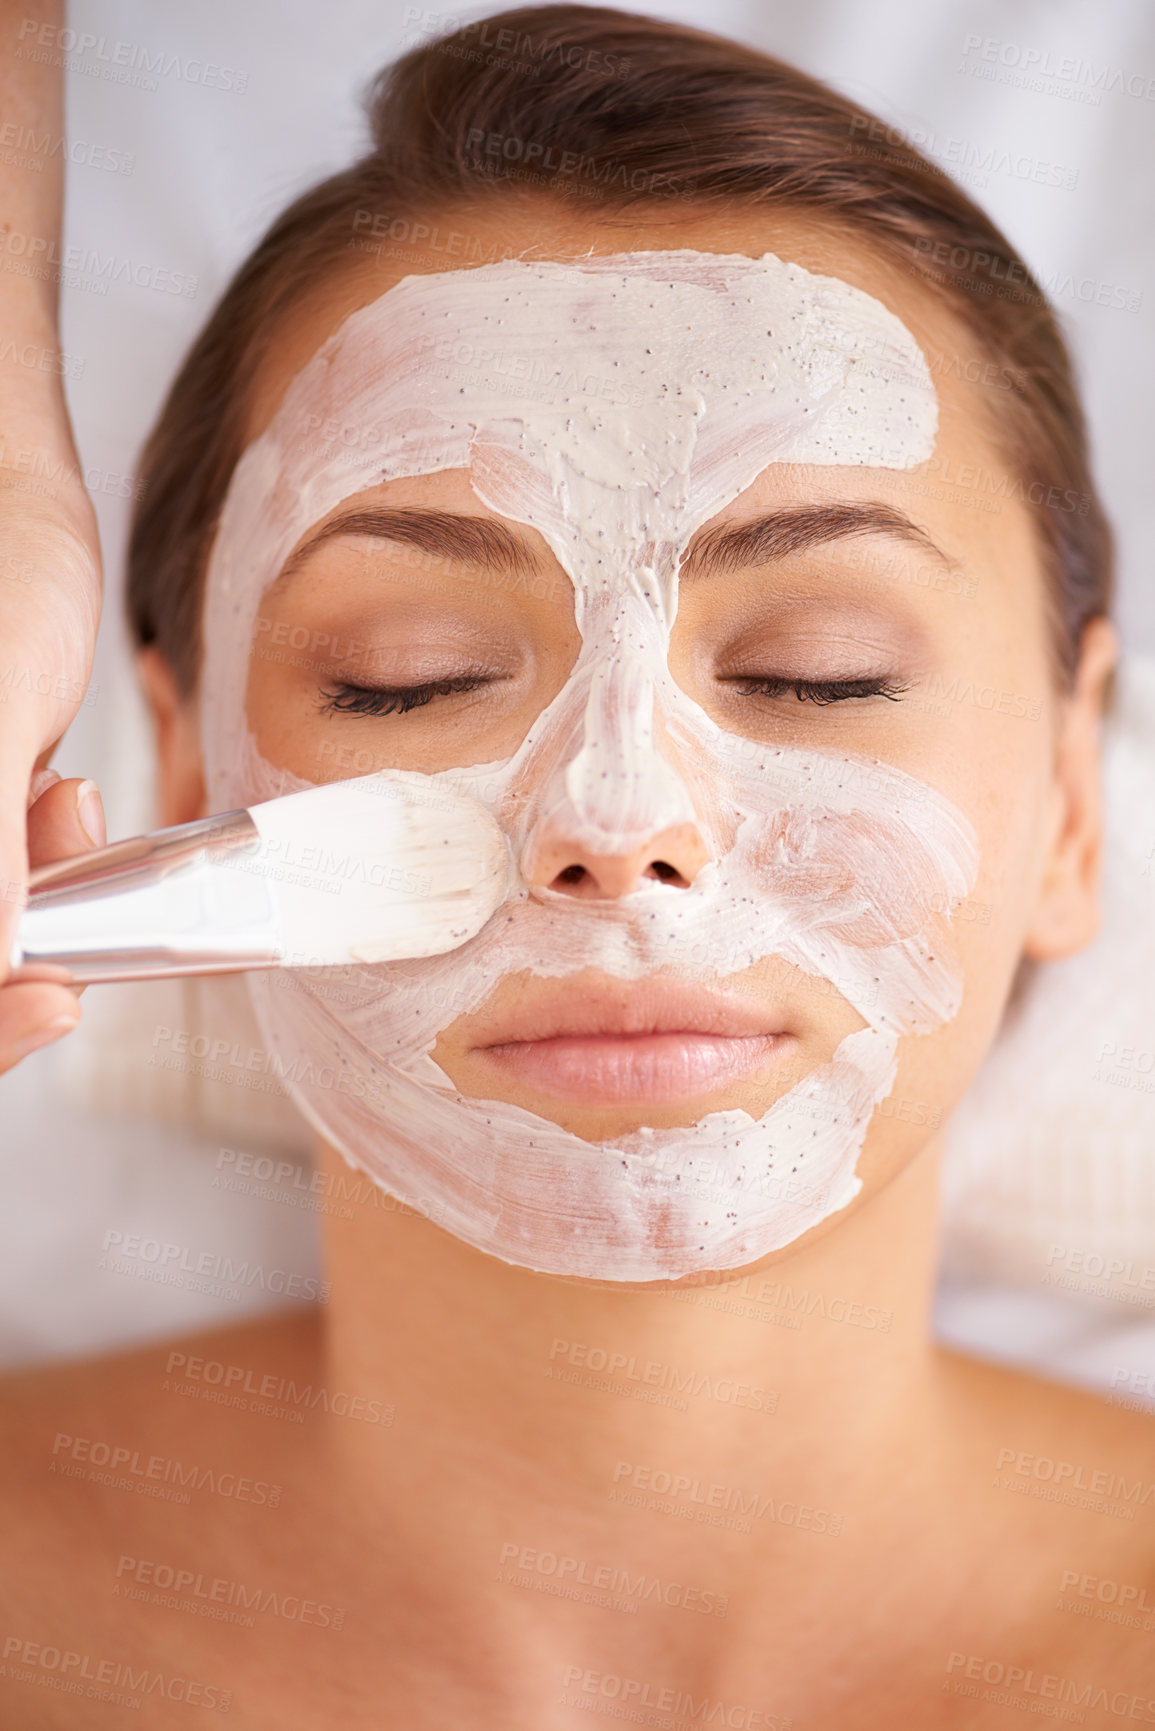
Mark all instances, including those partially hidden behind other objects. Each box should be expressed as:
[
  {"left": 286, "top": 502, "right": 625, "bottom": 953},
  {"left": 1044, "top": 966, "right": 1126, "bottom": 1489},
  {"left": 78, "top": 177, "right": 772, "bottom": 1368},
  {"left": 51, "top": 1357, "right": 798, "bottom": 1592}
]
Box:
[{"left": 316, "top": 1134, "right": 944, "bottom": 1529}]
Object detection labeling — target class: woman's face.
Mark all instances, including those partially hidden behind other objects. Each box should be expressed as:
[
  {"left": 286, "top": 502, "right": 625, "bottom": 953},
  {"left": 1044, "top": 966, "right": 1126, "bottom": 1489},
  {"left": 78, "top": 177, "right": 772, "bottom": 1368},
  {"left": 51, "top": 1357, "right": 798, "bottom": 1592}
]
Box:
[{"left": 168, "top": 202, "right": 1112, "bottom": 1281}]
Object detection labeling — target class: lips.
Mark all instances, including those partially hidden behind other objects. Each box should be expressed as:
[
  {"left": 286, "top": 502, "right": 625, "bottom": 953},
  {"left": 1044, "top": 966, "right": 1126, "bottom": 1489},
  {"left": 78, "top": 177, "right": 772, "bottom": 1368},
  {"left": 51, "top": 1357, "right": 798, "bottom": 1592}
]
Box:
[{"left": 466, "top": 975, "right": 793, "bottom": 1107}]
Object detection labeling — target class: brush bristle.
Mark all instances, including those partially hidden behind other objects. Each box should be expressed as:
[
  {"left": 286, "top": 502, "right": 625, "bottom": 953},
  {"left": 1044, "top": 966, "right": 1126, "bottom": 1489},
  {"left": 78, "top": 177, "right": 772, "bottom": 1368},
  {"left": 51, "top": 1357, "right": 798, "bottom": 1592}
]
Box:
[{"left": 247, "top": 775, "right": 516, "bottom": 967}]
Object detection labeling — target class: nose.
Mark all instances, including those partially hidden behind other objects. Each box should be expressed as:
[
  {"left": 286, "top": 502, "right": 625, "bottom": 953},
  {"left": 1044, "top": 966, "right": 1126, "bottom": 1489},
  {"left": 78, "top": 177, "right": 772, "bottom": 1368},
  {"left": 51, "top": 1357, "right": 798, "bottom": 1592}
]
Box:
[
  {"left": 526, "top": 822, "right": 711, "bottom": 899},
  {"left": 522, "top": 652, "right": 714, "bottom": 898}
]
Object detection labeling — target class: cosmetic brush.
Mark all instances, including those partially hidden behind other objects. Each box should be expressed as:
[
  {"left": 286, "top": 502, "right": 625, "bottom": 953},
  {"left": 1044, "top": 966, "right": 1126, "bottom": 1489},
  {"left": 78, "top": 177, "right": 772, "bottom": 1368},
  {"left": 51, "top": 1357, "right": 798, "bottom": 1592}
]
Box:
[{"left": 10, "top": 774, "right": 516, "bottom": 983}]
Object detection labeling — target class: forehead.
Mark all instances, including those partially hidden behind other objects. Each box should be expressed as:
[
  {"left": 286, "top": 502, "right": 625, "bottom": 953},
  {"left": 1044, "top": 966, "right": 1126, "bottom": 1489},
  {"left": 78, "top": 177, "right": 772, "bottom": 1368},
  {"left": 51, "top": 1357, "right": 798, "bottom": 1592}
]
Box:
[
  {"left": 224, "top": 204, "right": 1039, "bottom": 654},
  {"left": 242, "top": 203, "right": 988, "bottom": 456},
  {"left": 225, "top": 245, "right": 948, "bottom": 658},
  {"left": 263, "top": 250, "right": 934, "bottom": 497}
]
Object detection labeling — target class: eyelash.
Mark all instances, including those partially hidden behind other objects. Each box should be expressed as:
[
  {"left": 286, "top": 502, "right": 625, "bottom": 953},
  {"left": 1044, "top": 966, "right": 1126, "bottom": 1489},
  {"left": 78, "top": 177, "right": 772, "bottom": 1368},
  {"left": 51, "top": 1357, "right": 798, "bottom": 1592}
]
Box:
[
  {"left": 319, "top": 676, "right": 492, "bottom": 717},
  {"left": 729, "top": 675, "right": 908, "bottom": 705},
  {"left": 319, "top": 673, "right": 908, "bottom": 719}
]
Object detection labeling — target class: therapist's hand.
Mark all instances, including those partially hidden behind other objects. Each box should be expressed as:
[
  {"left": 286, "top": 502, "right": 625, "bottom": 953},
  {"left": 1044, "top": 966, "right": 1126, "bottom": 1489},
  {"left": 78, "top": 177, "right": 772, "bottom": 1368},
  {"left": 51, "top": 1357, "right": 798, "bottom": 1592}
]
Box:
[
  {"left": 0, "top": 0, "right": 107, "bottom": 1071},
  {"left": 0, "top": 769, "right": 105, "bottom": 1073},
  {"left": 0, "top": 462, "right": 104, "bottom": 1067},
  {"left": 0, "top": 0, "right": 109, "bottom": 1066}
]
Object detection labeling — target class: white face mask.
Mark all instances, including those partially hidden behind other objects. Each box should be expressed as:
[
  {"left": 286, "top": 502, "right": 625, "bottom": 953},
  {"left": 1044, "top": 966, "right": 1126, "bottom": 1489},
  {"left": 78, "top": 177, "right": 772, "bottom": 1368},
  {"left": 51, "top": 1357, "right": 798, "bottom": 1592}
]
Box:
[{"left": 200, "top": 249, "right": 976, "bottom": 1283}]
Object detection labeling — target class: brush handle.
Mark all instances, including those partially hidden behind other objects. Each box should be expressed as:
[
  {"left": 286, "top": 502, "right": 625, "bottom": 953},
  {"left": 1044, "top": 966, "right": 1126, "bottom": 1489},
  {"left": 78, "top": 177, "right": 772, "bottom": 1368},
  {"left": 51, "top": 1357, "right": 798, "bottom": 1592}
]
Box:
[{"left": 10, "top": 809, "right": 283, "bottom": 983}]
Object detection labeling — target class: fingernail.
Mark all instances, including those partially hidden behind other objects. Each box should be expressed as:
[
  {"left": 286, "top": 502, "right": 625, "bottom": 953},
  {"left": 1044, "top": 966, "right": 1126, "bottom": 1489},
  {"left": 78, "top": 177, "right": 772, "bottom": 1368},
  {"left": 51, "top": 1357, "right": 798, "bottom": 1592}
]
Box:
[
  {"left": 77, "top": 780, "right": 106, "bottom": 848},
  {"left": 10, "top": 1012, "right": 79, "bottom": 1062},
  {"left": 27, "top": 768, "right": 61, "bottom": 808}
]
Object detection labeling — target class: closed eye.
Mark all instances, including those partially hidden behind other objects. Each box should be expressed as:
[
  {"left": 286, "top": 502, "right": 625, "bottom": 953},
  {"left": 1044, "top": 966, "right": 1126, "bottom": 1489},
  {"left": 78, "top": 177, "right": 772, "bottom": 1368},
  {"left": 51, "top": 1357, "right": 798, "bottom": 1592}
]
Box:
[
  {"left": 321, "top": 672, "right": 909, "bottom": 718},
  {"left": 318, "top": 675, "right": 497, "bottom": 717},
  {"left": 726, "top": 675, "right": 909, "bottom": 705}
]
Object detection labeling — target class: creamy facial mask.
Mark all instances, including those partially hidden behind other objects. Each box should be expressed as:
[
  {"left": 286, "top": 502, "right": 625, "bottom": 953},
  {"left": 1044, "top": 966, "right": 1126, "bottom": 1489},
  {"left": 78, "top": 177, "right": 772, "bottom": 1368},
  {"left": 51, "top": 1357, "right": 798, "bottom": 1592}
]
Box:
[{"left": 200, "top": 250, "right": 976, "bottom": 1282}]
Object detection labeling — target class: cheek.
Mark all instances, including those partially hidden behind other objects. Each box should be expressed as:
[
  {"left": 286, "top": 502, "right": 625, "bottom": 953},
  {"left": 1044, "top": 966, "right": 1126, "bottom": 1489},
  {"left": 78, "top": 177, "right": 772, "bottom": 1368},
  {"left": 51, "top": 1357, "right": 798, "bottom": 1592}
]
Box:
[
  {"left": 244, "top": 655, "right": 330, "bottom": 785},
  {"left": 874, "top": 791, "right": 1052, "bottom": 1167},
  {"left": 967, "top": 716, "right": 1057, "bottom": 965},
  {"left": 240, "top": 583, "right": 585, "bottom": 783}
]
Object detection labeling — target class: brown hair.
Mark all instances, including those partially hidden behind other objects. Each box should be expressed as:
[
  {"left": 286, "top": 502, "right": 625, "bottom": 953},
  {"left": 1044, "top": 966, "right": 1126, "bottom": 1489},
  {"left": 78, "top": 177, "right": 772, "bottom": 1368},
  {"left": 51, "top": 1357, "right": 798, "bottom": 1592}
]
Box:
[{"left": 127, "top": 2, "right": 1112, "bottom": 693}]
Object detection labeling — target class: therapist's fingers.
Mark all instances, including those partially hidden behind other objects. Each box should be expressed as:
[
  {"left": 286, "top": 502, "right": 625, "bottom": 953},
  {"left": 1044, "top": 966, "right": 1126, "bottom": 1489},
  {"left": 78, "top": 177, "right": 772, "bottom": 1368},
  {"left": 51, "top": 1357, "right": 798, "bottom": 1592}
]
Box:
[
  {"left": 0, "top": 774, "right": 106, "bottom": 1074},
  {"left": 26, "top": 772, "right": 107, "bottom": 867},
  {"left": 0, "top": 0, "right": 104, "bottom": 989},
  {"left": 0, "top": 979, "right": 80, "bottom": 1073},
  {"left": 0, "top": 509, "right": 102, "bottom": 987}
]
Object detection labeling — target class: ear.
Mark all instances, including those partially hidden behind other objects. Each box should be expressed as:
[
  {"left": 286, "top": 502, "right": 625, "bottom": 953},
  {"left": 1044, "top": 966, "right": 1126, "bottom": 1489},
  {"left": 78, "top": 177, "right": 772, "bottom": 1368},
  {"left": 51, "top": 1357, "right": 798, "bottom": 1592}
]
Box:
[
  {"left": 136, "top": 647, "right": 207, "bottom": 827},
  {"left": 1022, "top": 616, "right": 1118, "bottom": 962}
]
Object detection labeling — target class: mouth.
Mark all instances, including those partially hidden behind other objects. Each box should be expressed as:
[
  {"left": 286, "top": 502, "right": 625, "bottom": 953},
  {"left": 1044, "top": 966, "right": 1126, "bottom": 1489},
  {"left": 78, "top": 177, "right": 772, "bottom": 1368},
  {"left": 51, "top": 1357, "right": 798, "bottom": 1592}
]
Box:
[{"left": 467, "top": 975, "right": 794, "bottom": 1107}]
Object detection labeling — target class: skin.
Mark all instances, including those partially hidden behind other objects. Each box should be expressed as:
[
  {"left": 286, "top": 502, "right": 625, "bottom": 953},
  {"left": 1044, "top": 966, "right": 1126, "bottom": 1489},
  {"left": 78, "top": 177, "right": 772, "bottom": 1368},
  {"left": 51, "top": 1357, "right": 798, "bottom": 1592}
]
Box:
[
  {"left": 0, "top": 0, "right": 104, "bottom": 1070},
  {"left": 1, "top": 198, "right": 1149, "bottom": 1730}
]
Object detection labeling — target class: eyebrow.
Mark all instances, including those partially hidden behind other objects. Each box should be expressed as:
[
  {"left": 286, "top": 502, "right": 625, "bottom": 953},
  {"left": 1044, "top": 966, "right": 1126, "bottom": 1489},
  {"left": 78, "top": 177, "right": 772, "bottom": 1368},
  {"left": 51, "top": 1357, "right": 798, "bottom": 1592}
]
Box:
[
  {"left": 274, "top": 498, "right": 951, "bottom": 591},
  {"left": 274, "top": 506, "right": 543, "bottom": 588},
  {"left": 681, "top": 502, "right": 952, "bottom": 577}
]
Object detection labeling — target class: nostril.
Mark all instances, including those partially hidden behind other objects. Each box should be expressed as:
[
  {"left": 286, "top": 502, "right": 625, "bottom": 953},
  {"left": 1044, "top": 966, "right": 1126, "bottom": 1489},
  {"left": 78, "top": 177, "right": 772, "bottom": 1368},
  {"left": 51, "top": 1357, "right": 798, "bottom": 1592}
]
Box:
[
  {"left": 532, "top": 825, "right": 711, "bottom": 898},
  {"left": 545, "top": 856, "right": 690, "bottom": 896}
]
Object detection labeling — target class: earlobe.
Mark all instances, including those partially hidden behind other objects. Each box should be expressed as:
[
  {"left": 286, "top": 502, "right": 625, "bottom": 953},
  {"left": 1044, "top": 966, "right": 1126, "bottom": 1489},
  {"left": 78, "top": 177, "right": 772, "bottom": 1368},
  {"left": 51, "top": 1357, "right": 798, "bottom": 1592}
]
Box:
[
  {"left": 1022, "top": 616, "right": 1118, "bottom": 963},
  {"left": 136, "top": 647, "right": 207, "bottom": 828}
]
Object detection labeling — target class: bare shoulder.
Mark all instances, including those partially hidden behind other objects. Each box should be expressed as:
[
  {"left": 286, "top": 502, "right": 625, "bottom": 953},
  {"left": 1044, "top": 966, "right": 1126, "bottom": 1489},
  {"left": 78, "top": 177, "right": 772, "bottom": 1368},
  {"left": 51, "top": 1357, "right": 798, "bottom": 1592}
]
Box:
[
  {"left": 940, "top": 1342, "right": 1155, "bottom": 1479},
  {"left": 0, "top": 1311, "right": 337, "bottom": 1723},
  {"left": 0, "top": 1307, "right": 324, "bottom": 1464},
  {"left": 937, "top": 1345, "right": 1155, "bottom": 1677},
  {"left": 0, "top": 1308, "right": 324, "bottom": 1594}
]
